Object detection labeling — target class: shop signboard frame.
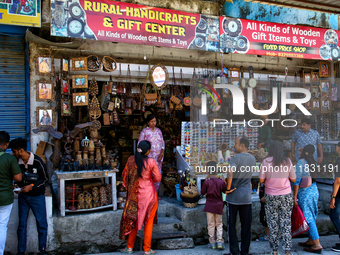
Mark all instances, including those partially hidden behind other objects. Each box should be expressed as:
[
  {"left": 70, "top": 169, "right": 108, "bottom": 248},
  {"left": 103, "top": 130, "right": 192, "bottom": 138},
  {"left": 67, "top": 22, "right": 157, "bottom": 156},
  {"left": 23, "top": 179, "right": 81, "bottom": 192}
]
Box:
[{"left": 0, "top": 0, "right": 41, "bottom": 27}]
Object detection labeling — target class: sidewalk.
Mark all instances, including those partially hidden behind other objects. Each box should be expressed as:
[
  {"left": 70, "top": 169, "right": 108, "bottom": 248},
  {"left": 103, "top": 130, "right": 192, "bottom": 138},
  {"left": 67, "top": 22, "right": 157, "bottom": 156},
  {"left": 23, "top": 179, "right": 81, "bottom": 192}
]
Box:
[{"left": 85, "top": 235, "right": 340, "bottom": 255}]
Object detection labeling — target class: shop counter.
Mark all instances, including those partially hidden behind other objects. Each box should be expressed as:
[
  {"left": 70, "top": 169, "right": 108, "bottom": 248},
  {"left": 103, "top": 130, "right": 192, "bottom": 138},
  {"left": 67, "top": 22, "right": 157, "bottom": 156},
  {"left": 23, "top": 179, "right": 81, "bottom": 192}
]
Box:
[{"left": 55, "top": 169, "right": 119, "bottom": 217}]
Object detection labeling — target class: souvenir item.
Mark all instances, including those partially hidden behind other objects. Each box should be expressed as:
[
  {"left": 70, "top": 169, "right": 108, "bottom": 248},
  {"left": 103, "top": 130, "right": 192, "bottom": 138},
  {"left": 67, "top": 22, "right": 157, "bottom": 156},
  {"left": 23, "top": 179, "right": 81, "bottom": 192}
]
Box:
[
  {"left": 36, "top": 80, "right": 54, "bottom": 102},
  {"left": 36, "top": 55, "right": 54, "bottom": 75},
  {"left": 89, "top": 78, "right": 99, "bottom": 96},
  {"left": 61, "top": 78, "right": 70, "bottom": 95},
  {"left": 87, "top": 55, "right": 101, "bottom": 72},
  {"left": 248, "top": 66, "right": 257, "bottom": 88},
  {"left": 170, "top": 95, "right": 181, "bottom": 105},
  {"left": 36, "top": 107, "right": 56, "bottom": 128},
  {"left": 193, "top": 97, "right": 201, "bottom": 107},
  {"left": 102, "top": 56, "right": 117, "bottom": 72},
  {"left": 73, "top": 92, "right": 88, "bottom": 106},
  {"left": 92, "top": 187, "right": 100, "bottom": 208},
  {"left": 103, "top": 113, "right": 110, "bottom": 126},
  {"left": 319, "top": 61, "right": 331, "bottom": 77},
  {"left": 72, "top": 75, "right": 88, "bottom": 89},
  {"left": 60, "top": 57, "right": 70, "bottom": 73},
  {"left": 183, "top": 97, "right": 191, "bottom": 106},
  {"left": 72, "top": 57, "right": 87, "bottom": 71},
  {"left": 150, "top": 64, "right": 169, "bottom": 90}
]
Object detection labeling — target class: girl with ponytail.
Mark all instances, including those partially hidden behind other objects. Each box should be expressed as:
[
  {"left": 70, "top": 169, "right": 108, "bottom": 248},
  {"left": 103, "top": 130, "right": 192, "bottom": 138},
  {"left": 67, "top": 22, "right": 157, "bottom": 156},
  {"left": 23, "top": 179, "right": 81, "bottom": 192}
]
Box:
[{"left": 119, "top": 140, "right": 161, "bottom": 255}]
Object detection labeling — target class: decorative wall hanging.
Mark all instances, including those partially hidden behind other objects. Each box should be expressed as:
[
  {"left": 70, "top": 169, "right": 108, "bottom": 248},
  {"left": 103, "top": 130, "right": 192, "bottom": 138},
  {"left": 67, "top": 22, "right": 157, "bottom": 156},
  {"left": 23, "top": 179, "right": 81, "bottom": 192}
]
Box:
[
  {"left": 320, "top": 80, "right": 331, "bottom": 97},
  {"left": 72, "top": 57, "right": 88, "bottom": 71},
  {"left": 103, "top": 113, "right": 110, "bottom": 126},
  {"left": 89, "top": 78, "right": 99, "bottom": 96},
  {"left": 72, "top": 75, "right": 88, "bottom": 89},
  {"left": 36, "top": 80, "right": 54, "bottom": 102},
  {"left": 61, "top": 78, "right": 70, "bottom": 95},
  {"left": 230, "top": 68, "right": 239, "bottom": 78},
  {"left": 311, "top": 85, "right": 320, "bottom": 98},
  {"left": 311, "top": 99, "right": 320, "bottom": 110},
  {"left": 61, "top": 57, "right": 70, "bottom": 73},
  {"left": 61, "top": 99, "right": 72, "bottom": 116},
  {"left": 73, "top": 92, "right": 89, "bottom": 106},
  {"left": 331, "top": 84, "right": 338, "bottom": 101},
  {"left": 89, "top": 108, "right": 101, "bottom": 120},
  {"left": 150, "top": 64, "right": 169, "bottom": 90},
  {"left": 304, "top": 73, "right": 311, "bottom": 83},
  {"left": 102, "top": 56, "right": 117, "bottom": 72},
  {"left": 311, "top": 72, "right": 319, "bottom": 82},
  {"left": 183, "top": 97, "right": 191, "bottom": 106},
  {"left": 321, "top": 99, "right": 332, "bottom": 113},
  {"left": 319, "top": 61, "right": 331, "bottom": 77},
  {"left": 87, "top": 55, "right": 102, "bottom": 72},
  {"left": 36, "top": 55, "right": 54, "bottom": 76},
  {"left": 36, "top": 107, "right": 56, "bottom": 128}
]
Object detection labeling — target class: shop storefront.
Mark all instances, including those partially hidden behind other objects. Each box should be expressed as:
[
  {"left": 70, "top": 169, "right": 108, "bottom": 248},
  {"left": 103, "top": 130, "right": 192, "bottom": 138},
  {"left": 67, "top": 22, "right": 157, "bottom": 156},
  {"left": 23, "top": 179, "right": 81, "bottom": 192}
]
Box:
[{"left": 7, "top": 0, "right": 339, "bottom": 252}]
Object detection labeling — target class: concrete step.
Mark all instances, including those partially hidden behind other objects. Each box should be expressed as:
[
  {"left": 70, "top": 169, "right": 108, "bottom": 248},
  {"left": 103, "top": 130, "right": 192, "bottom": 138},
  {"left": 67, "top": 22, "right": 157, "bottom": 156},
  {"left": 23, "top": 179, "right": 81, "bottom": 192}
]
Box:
[{"left": 152, "top": 216, "right": 184, "bottom": 233}]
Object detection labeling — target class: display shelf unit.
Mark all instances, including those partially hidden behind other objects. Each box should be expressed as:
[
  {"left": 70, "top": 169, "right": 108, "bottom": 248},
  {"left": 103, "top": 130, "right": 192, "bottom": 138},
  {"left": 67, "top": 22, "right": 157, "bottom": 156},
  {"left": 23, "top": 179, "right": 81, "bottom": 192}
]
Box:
[
  {"left": 181, "top": 121, "right": 259, "bottom": 155},
  {"left": 55, "top": 169, "right": 119, "bottom": 217}
]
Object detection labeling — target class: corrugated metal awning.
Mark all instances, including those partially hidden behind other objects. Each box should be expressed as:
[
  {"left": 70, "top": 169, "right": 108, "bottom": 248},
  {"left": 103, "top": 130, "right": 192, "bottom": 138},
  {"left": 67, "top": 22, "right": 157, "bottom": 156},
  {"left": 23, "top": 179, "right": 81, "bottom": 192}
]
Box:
[
  {"left": 243, "top": 0, "right": 340, "bottom": 14},
  {"left": 0, "top": 34, "right": 27, "bottom": 140}
]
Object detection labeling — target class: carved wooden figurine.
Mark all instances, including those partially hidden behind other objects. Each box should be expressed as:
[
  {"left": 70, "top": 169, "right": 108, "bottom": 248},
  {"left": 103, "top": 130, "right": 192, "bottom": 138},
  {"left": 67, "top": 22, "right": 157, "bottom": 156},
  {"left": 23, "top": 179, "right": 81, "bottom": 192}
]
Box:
[
  {"left": 99, "top": 186, "right": 108, "bottom": 206},
  {"left": 92, "top": 187, "right": 100, "bottom": 208},
  {"left": 78, "top": 193, "right": 85, "bottom": 210},
  {"left": 84, "top": 192, "right": 92, "bottom": 209}
]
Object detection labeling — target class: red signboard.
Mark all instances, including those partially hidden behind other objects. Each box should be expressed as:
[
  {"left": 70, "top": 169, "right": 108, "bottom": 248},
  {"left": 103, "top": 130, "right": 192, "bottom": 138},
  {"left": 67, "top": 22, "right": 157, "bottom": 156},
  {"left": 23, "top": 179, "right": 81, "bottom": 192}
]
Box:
[
  {"left": 50, "top": 0, "right": 220, "bottom": 52},
  {"left": 220, "top": 17, "right": 340, "bottom": 61},
  {"left": 50, "top": 0, "right": 340, "bottom": 61}
]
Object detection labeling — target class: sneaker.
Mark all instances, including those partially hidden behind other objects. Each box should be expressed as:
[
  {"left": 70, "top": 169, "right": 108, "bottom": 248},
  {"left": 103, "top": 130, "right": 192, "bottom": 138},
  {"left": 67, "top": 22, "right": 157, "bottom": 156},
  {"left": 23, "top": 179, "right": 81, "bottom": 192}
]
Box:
[
  {"left": 208, "top": 243, "right": 217, "bottom": 249},
  {"left": 259, "top": 235, "right": 269, "bottom": 241},
  {"left": 217, "top": 242, "right": 225, "bottom": 250},
  {"left": 332, "top": 245, "right": 340, "bottom": 252}
]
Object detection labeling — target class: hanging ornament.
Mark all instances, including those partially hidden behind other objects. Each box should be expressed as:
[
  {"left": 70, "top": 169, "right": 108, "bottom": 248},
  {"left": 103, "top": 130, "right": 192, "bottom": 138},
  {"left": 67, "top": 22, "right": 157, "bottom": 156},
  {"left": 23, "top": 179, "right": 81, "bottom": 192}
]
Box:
[{"left": 89, "top": 78, "right": 99, "bottom": 97}]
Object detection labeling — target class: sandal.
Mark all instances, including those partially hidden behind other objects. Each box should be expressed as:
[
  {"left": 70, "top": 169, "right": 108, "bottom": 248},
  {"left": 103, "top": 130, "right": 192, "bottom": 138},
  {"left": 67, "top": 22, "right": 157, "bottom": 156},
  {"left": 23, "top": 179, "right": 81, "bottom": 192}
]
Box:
[
  {"left": 144, "top": 249, "right": 156, "bottom": 254},
  {"left": 121, "top": 247, "right": 133, "bottom": 254},
  {"left": 298, "top": 242, "right": 313, "bottom": 247}
]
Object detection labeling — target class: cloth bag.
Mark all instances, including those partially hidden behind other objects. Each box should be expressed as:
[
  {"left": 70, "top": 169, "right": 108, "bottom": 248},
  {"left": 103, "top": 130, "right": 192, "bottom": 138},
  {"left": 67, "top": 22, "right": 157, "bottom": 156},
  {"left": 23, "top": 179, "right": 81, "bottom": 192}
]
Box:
[
  {"left": 291, "top": 204, "right": 309, "bottom": 237},
  {"left": 300, "top": 159, "right": 312, "bottom": 188}
]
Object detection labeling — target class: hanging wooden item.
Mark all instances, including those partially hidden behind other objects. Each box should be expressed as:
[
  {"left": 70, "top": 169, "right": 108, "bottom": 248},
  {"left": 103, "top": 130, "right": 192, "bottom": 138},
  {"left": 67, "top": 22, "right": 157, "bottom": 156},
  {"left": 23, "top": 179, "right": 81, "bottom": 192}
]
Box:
[
  {"left": 116, "top": 64, "right": 125, "bottom": 94},
  {"left": 103, "top": 113, "right": 110, "bottom": 126},
  {"left": 132, "top": 66, "right": 142, "bottom": 95},
  {"left": 142, "top": 64, "right": 158, "bottom": 105},
  {"left": 150, "top": 64, "right": 169, "bottom": 90},
  {"left": 108, "top": 101, "right": 114, "bottom": 111},
  {"left": 193, "top": 97, "right": 202, "bottom": 107},
  {"left": 102, "top": 56, "right": 117, "bottom": 72},
  {"left": 92, "top": 120, "right": 101, "bottom": 130},
  {"left": 170, "top": 95, "right": 181, "bottom": 105},
  {"left": 89, "top": 78, "right": 99, "bottom": 97},
  {"left": 87, "top": 55, "right": 102, "bottom": 72},
  {"left": 89, "top": 97, "right": 101, "bottom": 120},
  {"left": 183, "top": 97, "right": 191, "bottom": 106}
]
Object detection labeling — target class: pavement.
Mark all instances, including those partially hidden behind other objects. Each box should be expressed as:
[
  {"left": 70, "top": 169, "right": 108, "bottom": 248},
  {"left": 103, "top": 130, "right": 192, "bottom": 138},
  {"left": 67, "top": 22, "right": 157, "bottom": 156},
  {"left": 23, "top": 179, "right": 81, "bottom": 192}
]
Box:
[{"left": 84, "top": 235, "right": 340, "bottom": 255}]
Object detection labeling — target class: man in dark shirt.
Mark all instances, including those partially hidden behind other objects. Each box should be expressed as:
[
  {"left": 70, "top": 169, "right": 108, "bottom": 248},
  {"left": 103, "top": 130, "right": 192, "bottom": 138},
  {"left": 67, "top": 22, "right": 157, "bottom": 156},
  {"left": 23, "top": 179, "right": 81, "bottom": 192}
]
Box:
[
  {"left": 225, "top": 136, "right": 256, "bottom": 255},
  {"left": 329, "top": 142, "right": 340, "bottom": 252},
  {"left": 0, "top": 131, "right": 22, "bottom": 255},
  {"left": 10, "top": 138, "right": 49, "bottom": 255}
]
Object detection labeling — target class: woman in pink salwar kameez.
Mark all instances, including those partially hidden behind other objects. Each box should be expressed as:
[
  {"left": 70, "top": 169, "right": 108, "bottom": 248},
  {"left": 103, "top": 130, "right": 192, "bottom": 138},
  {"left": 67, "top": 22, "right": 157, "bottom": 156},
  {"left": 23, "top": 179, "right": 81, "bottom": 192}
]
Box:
[{"left": 138, "top": 114, "right": 164, "bottom": 192}]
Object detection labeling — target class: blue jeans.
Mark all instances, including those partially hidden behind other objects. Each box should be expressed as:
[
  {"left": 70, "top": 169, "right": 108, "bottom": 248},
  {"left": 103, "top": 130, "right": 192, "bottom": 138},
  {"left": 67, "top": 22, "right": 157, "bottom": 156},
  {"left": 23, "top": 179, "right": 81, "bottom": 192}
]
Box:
[
  {"left": 330, "top": 197, "right": 340, "bottom": 238},
  {"left": 17, "top": 193, "right": 47, "bottom": 252}
]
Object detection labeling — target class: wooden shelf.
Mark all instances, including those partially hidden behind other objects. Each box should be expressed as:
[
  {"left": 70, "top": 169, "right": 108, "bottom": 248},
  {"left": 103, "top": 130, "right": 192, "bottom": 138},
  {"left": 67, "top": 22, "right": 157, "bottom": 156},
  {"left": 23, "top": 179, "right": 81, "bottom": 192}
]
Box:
[{"left": 65, "top": 204, "right": 113, "bottom": 213}]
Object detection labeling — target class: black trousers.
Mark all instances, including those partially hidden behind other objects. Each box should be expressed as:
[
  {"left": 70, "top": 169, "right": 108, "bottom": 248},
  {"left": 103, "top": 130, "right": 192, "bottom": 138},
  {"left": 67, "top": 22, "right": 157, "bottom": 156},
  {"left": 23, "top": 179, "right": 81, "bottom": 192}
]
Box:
[{"left": 228, "top": 203, "right": 252, "bottom": 255}]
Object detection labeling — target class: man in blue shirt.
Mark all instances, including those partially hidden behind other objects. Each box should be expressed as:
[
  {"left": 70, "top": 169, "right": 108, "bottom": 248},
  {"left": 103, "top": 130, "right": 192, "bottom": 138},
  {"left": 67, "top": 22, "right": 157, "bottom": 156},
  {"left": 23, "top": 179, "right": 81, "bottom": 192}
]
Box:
[{"left": 291, "top": 118, "right": 323, "bottom": 164}]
